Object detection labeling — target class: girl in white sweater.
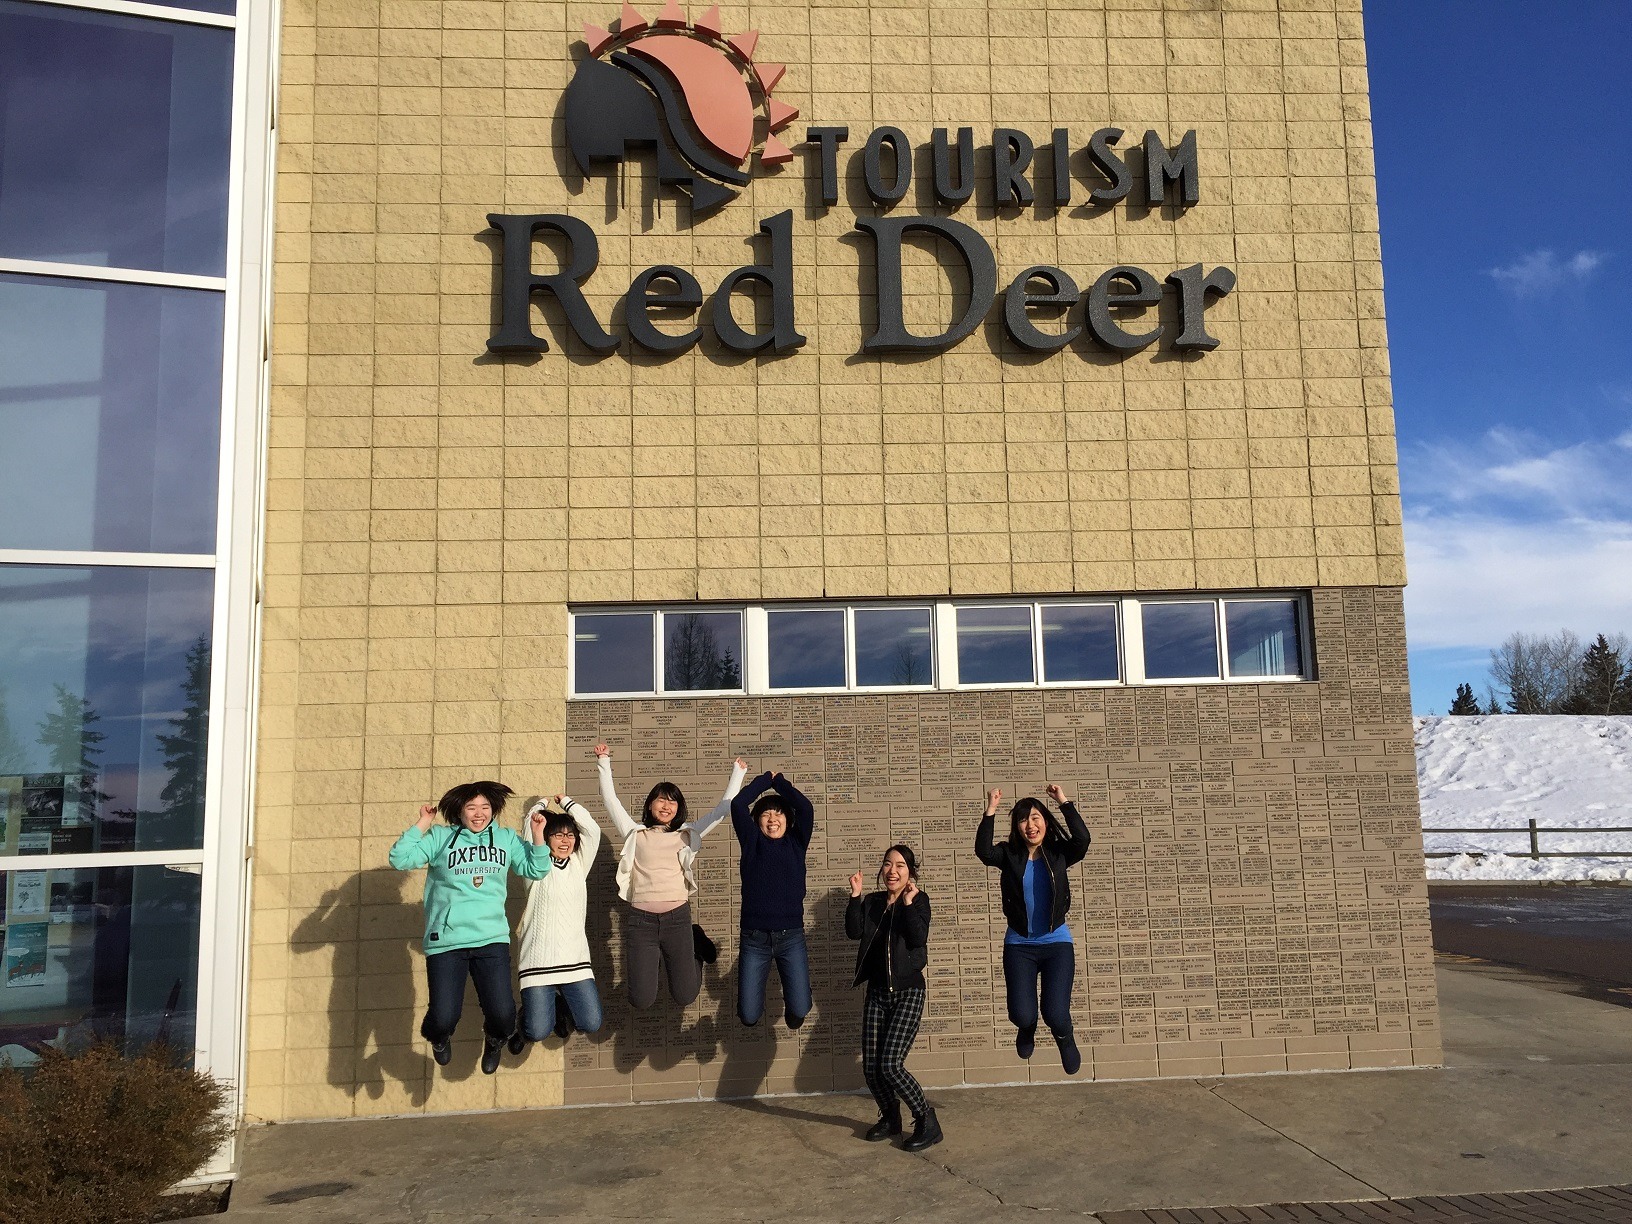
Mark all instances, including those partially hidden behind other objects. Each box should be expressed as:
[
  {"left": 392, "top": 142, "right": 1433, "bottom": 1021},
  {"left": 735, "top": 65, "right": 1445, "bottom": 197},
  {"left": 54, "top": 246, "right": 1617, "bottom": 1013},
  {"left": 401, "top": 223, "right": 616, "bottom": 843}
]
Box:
[{"left": 513, "top": 794, "right": 603, "bottom": 1044}]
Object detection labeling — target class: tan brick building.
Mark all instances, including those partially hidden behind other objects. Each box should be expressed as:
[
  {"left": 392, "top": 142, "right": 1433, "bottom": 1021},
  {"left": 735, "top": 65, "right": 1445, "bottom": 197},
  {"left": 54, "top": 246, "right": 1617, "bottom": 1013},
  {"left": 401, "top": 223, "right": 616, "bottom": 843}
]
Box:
[{"left": 0, "top": 0, "right": 1432, "bottom": 1160}]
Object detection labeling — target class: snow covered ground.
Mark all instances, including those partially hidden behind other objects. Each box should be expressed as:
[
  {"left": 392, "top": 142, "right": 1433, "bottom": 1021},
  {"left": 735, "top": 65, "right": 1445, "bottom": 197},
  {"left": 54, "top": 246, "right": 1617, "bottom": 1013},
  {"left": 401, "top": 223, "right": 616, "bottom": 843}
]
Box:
[{"left": 1415, "top": 715, "right": 1632, "bottom": 881}]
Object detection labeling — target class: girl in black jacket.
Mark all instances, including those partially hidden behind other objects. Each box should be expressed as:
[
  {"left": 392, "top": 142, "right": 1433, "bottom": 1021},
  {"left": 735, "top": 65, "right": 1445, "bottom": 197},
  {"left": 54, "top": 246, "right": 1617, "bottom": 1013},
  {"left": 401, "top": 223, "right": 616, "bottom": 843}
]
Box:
[
  {"left": 845, "top": 844, "right": 940, "bottom": 1151},
  {"left": 975, "top": 784, "right": 1092, "bottom": 1075}
]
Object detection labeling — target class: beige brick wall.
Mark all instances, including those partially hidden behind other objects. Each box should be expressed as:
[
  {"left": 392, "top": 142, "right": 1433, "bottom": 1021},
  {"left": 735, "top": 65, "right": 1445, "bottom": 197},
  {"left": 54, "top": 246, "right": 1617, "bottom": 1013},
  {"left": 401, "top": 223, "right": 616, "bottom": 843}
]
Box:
[{"left": 252, "top": 0, "right": 1410, "bottom": 1121}]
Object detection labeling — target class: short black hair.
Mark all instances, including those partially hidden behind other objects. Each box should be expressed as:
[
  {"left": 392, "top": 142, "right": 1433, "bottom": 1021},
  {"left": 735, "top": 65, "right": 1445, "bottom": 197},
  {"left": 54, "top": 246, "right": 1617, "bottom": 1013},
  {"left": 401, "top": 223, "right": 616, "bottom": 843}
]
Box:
[
  {"left": 542, "top": 810, "right": 579, "bottom": 852},
  {"left": 749, "top": 793, "right": 788, "bottom": 823},
  {"left": 437, "top": 781, "right": 513, "bottom": 826},
  {"left": 877, "top": 843, "right": 919, "bottom": 884},
  {"left": 1008, "top": 797, "right": 1067, "bottom": 852},
  {"left": 642, "top": 781, "right": 688, "bottom": 829}
]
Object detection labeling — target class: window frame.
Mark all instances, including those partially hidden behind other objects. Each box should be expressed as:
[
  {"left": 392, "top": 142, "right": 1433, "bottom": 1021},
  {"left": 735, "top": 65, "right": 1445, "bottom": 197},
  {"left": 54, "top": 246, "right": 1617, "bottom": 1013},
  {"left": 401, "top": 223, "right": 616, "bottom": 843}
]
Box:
[
  {"left": 656, "top": 607, "right": 747, "bottom": 698},
  {"left": 1036, "top": 598, "right": 1124, "bottom": 688},
  {"left": 1218, "top": 595, "right": 1311, "bottom": 684}
]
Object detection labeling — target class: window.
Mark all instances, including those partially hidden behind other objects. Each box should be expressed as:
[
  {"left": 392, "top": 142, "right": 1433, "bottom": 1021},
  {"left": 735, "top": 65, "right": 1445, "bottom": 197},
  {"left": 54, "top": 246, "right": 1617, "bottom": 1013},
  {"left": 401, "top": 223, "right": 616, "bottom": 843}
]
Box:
[
  {"left": 1224, "top": 599, "right": 1303, "bottom": 678},
  {"left": 1039, "top": 603, "right": 1119, "bottom": 683},
  {"left": 573, "top": 612, "right": 655, "bottom": 695},
  {"left": 767, "top": 608, "right": 846, "bottom": 690},
  {"left": 1140, "top": 601, "right": 1221, "bottom": 680},
  {"left": 853, "top": 606, "right": 933, "bottom": 688},
  {"left": 568, "top": 594, "right": 1309, "bottom": 697},
  {"left": 663, "top": 611, "right": 742, "bottom": 692},
  {"left": 955, "top": 605, "right": 1035, "bottom": 685}
]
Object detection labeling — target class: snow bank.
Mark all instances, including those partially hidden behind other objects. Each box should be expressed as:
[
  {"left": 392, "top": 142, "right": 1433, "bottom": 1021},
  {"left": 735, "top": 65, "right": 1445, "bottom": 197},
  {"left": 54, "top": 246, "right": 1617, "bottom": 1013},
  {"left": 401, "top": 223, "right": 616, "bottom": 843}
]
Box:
[{"left": 1415, "top": 715, "right": 1632, "bottom": 882}]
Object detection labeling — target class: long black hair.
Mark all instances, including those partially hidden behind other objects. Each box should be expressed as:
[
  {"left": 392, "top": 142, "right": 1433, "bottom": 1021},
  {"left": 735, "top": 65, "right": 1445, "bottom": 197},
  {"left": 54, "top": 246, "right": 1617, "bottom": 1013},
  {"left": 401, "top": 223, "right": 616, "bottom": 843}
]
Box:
[
  {"left": 642, "top": 781, "right": 688, "bottom": 830},
  {"left": 876, "top": 843, "right": 919, "bottom": 887},
  {"left": 1008, "top": 797, "right": 1067, "bottom": 852},
  {"left": 437, "top": 780, "right": 513, "bottom": 827}
]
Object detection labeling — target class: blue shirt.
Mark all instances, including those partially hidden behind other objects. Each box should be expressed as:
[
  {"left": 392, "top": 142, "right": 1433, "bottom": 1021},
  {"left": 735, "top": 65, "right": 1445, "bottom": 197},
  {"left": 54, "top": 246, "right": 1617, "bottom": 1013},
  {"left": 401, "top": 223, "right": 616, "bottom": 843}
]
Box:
[{"left": 1005, "top": 857, "right": 1073, "bottom": 946}]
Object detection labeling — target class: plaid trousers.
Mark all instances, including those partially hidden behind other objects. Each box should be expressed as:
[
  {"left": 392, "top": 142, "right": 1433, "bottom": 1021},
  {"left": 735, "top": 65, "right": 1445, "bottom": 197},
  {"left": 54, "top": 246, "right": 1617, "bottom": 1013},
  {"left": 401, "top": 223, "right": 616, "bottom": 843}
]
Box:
[{"left": 860, "top": 984, "right": 927, "bottom": 1120}]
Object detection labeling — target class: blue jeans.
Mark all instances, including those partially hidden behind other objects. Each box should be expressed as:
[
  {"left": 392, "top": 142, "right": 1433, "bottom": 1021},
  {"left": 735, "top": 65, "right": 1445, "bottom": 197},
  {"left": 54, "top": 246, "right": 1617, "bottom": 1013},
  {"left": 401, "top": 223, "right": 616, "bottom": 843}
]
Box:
[
  {"left": 520, "top": 978, "right": 604, "bottom": 1040},
  {"left": 1003, "top": 939, "right": 1075, "bottom": 1038},
  {"left": 422, "top": 942, "right": 515, "bottom": 1045},
  {"left": 737, "top": 927, "right": 811, "bottom": 1025}
]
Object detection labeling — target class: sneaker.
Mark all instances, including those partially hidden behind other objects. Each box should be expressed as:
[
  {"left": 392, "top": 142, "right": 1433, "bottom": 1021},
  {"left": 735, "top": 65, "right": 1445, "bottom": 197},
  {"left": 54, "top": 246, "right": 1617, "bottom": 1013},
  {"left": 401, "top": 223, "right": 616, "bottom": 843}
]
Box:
[
  {"left": 902, "top": 1107, "right": 943, "bottom": 1152},
  {"left": 863, "top": 1102, "right": 902, "bottom": 1142},
  {"left": 431, "top": 1039, "right": 452, "bottom": 1067},
  {"left": 1015, "top": 1025, "right": 1036, "bottom": 1060},
  {"left": 481, "top": 1038, "right": 504, "bottom": 1075}
]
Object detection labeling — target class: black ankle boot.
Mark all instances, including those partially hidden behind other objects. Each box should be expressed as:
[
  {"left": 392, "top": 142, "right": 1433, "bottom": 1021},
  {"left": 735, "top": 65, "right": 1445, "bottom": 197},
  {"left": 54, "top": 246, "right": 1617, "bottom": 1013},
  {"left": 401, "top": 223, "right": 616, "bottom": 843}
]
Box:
[
  {"left": 902, "top": 1107, "right": 943, "bottom": 1152},
  {"left": 506, "top": 1030, "right": 527, "bottom": 1056},
  {"left": 481, "top": 1036, "right": 504, "bottom": 1075},
  {"left": 1016, "top": 1025, "right": 1036, "bottom": 1059},
  {"left": 1056, "top": 1033, "right": 1082, "bottom": 1076},
  {"left": 864, "top": 1102, "right": 902, "bottom": 1141}
]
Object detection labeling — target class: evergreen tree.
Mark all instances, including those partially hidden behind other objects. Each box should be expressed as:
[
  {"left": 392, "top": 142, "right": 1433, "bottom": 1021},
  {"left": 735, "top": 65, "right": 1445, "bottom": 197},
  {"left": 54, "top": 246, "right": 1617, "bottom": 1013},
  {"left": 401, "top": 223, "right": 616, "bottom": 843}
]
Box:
[
  {"left": 156, "top": 636, "right": 211, "bottom": 840},
  {"left": 0, "top": 677, "right": 28, "bottom": 775},
  {"left": 1564, "top": 634, "right": 1628, "bottom": 714},
  {"left": 1485, "top": 692, "right": 1503, "bottom": 715},
  {"left": 1448, "top": 683, "right": 1482, "bottom": 715},
  {"left": 36, "top": 685, "right": 112, "bottom": 815}
]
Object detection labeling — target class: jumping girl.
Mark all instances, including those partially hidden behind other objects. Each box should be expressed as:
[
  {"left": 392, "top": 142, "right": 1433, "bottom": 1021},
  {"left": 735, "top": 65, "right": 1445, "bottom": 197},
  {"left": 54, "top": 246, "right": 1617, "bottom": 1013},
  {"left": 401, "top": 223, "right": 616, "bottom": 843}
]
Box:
[
  {"left": 730, "top": 770, "right": 815, "bottom": 1029},
  {"left": 595, "top": 743, "right": 747, "bottom": 1009},
  {"left": 388, "top": 781, "right": 551, "bottom": 1074},
  {"left": 513, "top": 792, "right": 604, "bottom": 1046},
  {"left": 975, "top": 783, "right": 1092, "bottom": 1075},
  {"left": 846, "top": 844, "right": 940, "bottom": 1151}
]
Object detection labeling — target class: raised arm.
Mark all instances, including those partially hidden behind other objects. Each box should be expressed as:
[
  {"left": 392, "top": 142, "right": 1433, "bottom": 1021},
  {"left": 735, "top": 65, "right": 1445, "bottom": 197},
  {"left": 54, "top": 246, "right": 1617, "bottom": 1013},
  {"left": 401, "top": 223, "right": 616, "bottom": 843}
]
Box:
[
  {"left": 388, "top": 804, "right": 442, "bottom": 870},
  {"left": 974, "top": 787, "right": 1004, "bottom": 866},
  {"left": 560, "top": 793, "right": 603, "bottom": 866},
  {"left": 896, "top": 886, "right": 932, "bottom": 947},
  {"left": 773, "top": 774, "right": 815, "bottom": 848},
  {"left": 1047, "top": 783, "right": 1092, "bottom": 866},
  {"left": 595, "top": 746, "right": 640, "bottom": 839},
  {"left": 687, "top": 756, "right": 749, "bottom": 843},
  {"left": 845, "top": 872, "right": 868, "bottom": 940},
  {"left": 731, "top": 770, "right": 778, "bottom": 844},
  {"left": 509, "top": 828, "right": 553, "bottom": 880}
]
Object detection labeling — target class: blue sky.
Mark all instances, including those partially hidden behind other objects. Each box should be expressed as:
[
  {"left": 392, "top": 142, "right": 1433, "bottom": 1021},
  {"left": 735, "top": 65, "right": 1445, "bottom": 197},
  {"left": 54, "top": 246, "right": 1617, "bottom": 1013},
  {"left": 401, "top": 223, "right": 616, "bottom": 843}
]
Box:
[{"left": 1363, "top": 1, "right": 1632, "bottom": 713}]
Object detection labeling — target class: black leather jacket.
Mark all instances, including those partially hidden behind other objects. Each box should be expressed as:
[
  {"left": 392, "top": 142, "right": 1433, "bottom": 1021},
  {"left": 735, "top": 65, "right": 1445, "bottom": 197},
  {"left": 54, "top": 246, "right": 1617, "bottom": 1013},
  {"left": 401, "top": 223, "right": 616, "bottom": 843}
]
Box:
[
  {"left": 975, "top": 802, "right": 1091, "bottom": 937},
  {"left": 845, "top": 890, "right": 932, "bottom": 991}
]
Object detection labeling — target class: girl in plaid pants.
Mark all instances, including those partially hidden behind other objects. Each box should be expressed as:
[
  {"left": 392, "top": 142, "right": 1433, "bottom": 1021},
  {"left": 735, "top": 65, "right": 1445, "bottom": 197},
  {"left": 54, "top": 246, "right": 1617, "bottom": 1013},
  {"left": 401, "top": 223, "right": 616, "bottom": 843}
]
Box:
[{"left": 845, "top": 844, "right": 941, "bottom": 1151}]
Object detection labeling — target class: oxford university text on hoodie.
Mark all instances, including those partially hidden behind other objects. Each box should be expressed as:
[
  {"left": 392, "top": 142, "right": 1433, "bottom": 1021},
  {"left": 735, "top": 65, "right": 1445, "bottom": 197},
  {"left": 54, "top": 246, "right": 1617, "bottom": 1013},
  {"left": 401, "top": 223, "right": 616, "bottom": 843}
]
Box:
[{"left": 517, "top": 795, "right": 602, "bottom": 987}]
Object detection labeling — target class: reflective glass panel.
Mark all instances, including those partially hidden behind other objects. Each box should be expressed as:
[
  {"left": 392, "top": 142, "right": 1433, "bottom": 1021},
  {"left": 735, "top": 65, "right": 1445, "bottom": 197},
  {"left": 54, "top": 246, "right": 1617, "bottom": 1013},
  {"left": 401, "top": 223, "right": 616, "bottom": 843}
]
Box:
[
  {"left": 1040, "top": 604, "right": 1120, "bottom": 682},
  {"left": 0, "top": 274, "right": 224, "bottom": 553},
  {"left": 956, "top": 606, "right": 1034, "bottom": 685},
  {"left": 1225, "top": 600, "right": 1303, "bottom": 678},
  {"left": 0, "top": 566, "right": 214, "bottom": 853},
  {"left": 1141, "top": 602, "right": 1220, "bottom": 680},
  {"left": 573, "top": 613, "right": 654, "bottom": 695},
  {"left": 663, "top": 611, "right": 742, "bottom": 691},
  {"left": 0, "top": 864, "right": 200, "bottom": 1059},
  {"left": 854, "top": 607, "right": 933, "bottom": 687},
  {"left": 0, "top": 3, "right": 233, "bottom": 276},
  {"left": 767, "top": 609, "right": 846, "bottom": 689}
]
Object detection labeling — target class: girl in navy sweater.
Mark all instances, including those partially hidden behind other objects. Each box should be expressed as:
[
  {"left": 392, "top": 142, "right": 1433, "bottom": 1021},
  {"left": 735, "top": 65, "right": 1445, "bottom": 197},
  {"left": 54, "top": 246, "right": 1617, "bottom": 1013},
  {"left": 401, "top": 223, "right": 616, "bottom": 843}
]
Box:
[{"left": 729, "top": 771, "right": 815, "bottom": 1029}]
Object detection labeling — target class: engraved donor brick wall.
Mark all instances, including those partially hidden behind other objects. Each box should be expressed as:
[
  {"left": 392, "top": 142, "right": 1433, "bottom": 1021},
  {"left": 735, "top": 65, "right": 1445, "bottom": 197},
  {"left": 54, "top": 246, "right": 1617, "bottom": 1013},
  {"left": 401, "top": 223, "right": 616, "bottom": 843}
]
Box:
[{"left": 559, "top": 587, "right": 1436, "bottom": 1106}]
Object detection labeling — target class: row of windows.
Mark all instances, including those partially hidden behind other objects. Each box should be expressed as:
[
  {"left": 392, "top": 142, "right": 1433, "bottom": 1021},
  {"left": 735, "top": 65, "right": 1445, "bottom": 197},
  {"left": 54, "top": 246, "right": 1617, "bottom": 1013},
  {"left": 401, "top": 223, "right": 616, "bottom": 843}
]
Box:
[{"left": 571, "top": 596, "right": 1309, "bottom": 698}]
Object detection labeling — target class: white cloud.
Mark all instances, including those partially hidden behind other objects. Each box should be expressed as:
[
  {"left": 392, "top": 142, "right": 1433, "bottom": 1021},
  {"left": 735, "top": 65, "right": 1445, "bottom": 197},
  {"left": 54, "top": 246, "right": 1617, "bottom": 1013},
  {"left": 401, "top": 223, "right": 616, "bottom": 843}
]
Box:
[
  {"left": 1402, "top": 427, "right": 1632, "bottom": 519},
  {"left": 1488, "top": 248, "right": 1608, "bottom": 296}
]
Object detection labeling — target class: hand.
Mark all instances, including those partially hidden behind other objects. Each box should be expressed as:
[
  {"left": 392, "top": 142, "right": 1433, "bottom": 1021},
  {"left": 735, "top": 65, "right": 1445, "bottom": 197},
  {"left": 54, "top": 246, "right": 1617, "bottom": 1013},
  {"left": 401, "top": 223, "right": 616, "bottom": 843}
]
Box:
[
  {"left": 529, "top": 809, "right": 548, "bottom": 836},
  {"left": 1046, "top": 783, "right": 1069, "bottom": 805},
  {"left": 552, "top": 794, "right": 566, "bottom": 807},
  {"left": 735, "top": 756, "right": 748, "bottom": 770},
  {"left": 902, "top": 880, "right": 920, "bottom": 905},
  {"left": 416, "top": 803, "right": 437, "bottom": 831},
  {"left": 985, "top": 787, "right": 1003, "bottom": 817},
  {"left": 594, "top": 742, "right": 610, "bottom": 759},
  {"left": 849, "top": 870, "right": 865, "bottom": 898}
]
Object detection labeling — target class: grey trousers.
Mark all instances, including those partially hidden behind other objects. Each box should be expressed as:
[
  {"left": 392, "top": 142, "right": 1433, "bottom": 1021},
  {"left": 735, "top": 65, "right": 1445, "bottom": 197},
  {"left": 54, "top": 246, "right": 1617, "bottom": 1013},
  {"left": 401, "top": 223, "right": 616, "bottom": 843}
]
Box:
[{"left": 626, "top": 901, "right": 701, "bottom": 1009}]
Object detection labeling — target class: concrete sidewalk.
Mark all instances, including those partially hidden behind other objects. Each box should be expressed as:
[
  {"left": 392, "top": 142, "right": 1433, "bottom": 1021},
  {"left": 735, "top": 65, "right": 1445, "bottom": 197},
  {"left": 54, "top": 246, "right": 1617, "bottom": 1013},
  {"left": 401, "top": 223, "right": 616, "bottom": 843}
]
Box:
[{"left": 227, "top": 959, "right": 1632, "bottom": 1221}]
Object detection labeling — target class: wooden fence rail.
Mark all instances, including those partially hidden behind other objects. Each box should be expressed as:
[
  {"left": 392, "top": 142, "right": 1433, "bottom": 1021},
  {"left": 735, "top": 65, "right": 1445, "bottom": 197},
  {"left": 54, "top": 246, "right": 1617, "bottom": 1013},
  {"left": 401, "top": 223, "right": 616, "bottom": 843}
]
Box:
[{"left": 1422, "top": 819, "right": 1632, "bottom": 860}]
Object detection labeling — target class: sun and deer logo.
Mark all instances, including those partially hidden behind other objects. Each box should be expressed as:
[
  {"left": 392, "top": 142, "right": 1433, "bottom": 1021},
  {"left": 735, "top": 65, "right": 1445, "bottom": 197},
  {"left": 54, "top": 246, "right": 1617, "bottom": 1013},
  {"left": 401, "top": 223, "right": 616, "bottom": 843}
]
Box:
[{"left": 565, "top": 1, "right": 799, "bottom": 218}]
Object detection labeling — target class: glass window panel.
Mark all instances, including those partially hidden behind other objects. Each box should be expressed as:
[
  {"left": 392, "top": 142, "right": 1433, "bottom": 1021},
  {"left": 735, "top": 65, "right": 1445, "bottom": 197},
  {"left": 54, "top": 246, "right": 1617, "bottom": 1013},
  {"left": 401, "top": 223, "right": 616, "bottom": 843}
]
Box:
[
  {"left": 1141, "top": 602, "right": 1220, "bottom": 680},
  {"left": 1040, "top": 604, "right": 1120, "bottom": 682},
  {"left": 956, "top": 606, "right": 1035, "bottom": 685},
  {"left": 662, "top": 611, "right": 742, "bottom": 691},
  {"left": 0, "top": 567, "right": 214, "bottom": 854},
  {"left": 0, "top": 274, "right": 224, "bottom": 553},
  {"left": 572, "top": 614, "right": 654, "bottom": 695},
  {"left": 0, "top": 864, "right": 200, "bottom": 1059},
  {"left": 854, "top": 607, "right": 934, "bottom": 687},
  {"left": 0, "top": 3, "right": 233, "bottom": 276},
  {"left": 1225, "top": 600, "right": 1303, "bottom": 678},
  {"left": 767, "top": 609, "right": 846, "bottom": 689}
]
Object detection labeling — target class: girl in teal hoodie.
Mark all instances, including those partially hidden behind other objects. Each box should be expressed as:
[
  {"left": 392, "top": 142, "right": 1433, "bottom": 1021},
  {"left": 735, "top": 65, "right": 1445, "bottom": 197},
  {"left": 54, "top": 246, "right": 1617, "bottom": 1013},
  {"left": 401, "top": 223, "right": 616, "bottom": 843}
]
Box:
[{"left": 389, "top": 781, "right": 552, "bottom": 1074}]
